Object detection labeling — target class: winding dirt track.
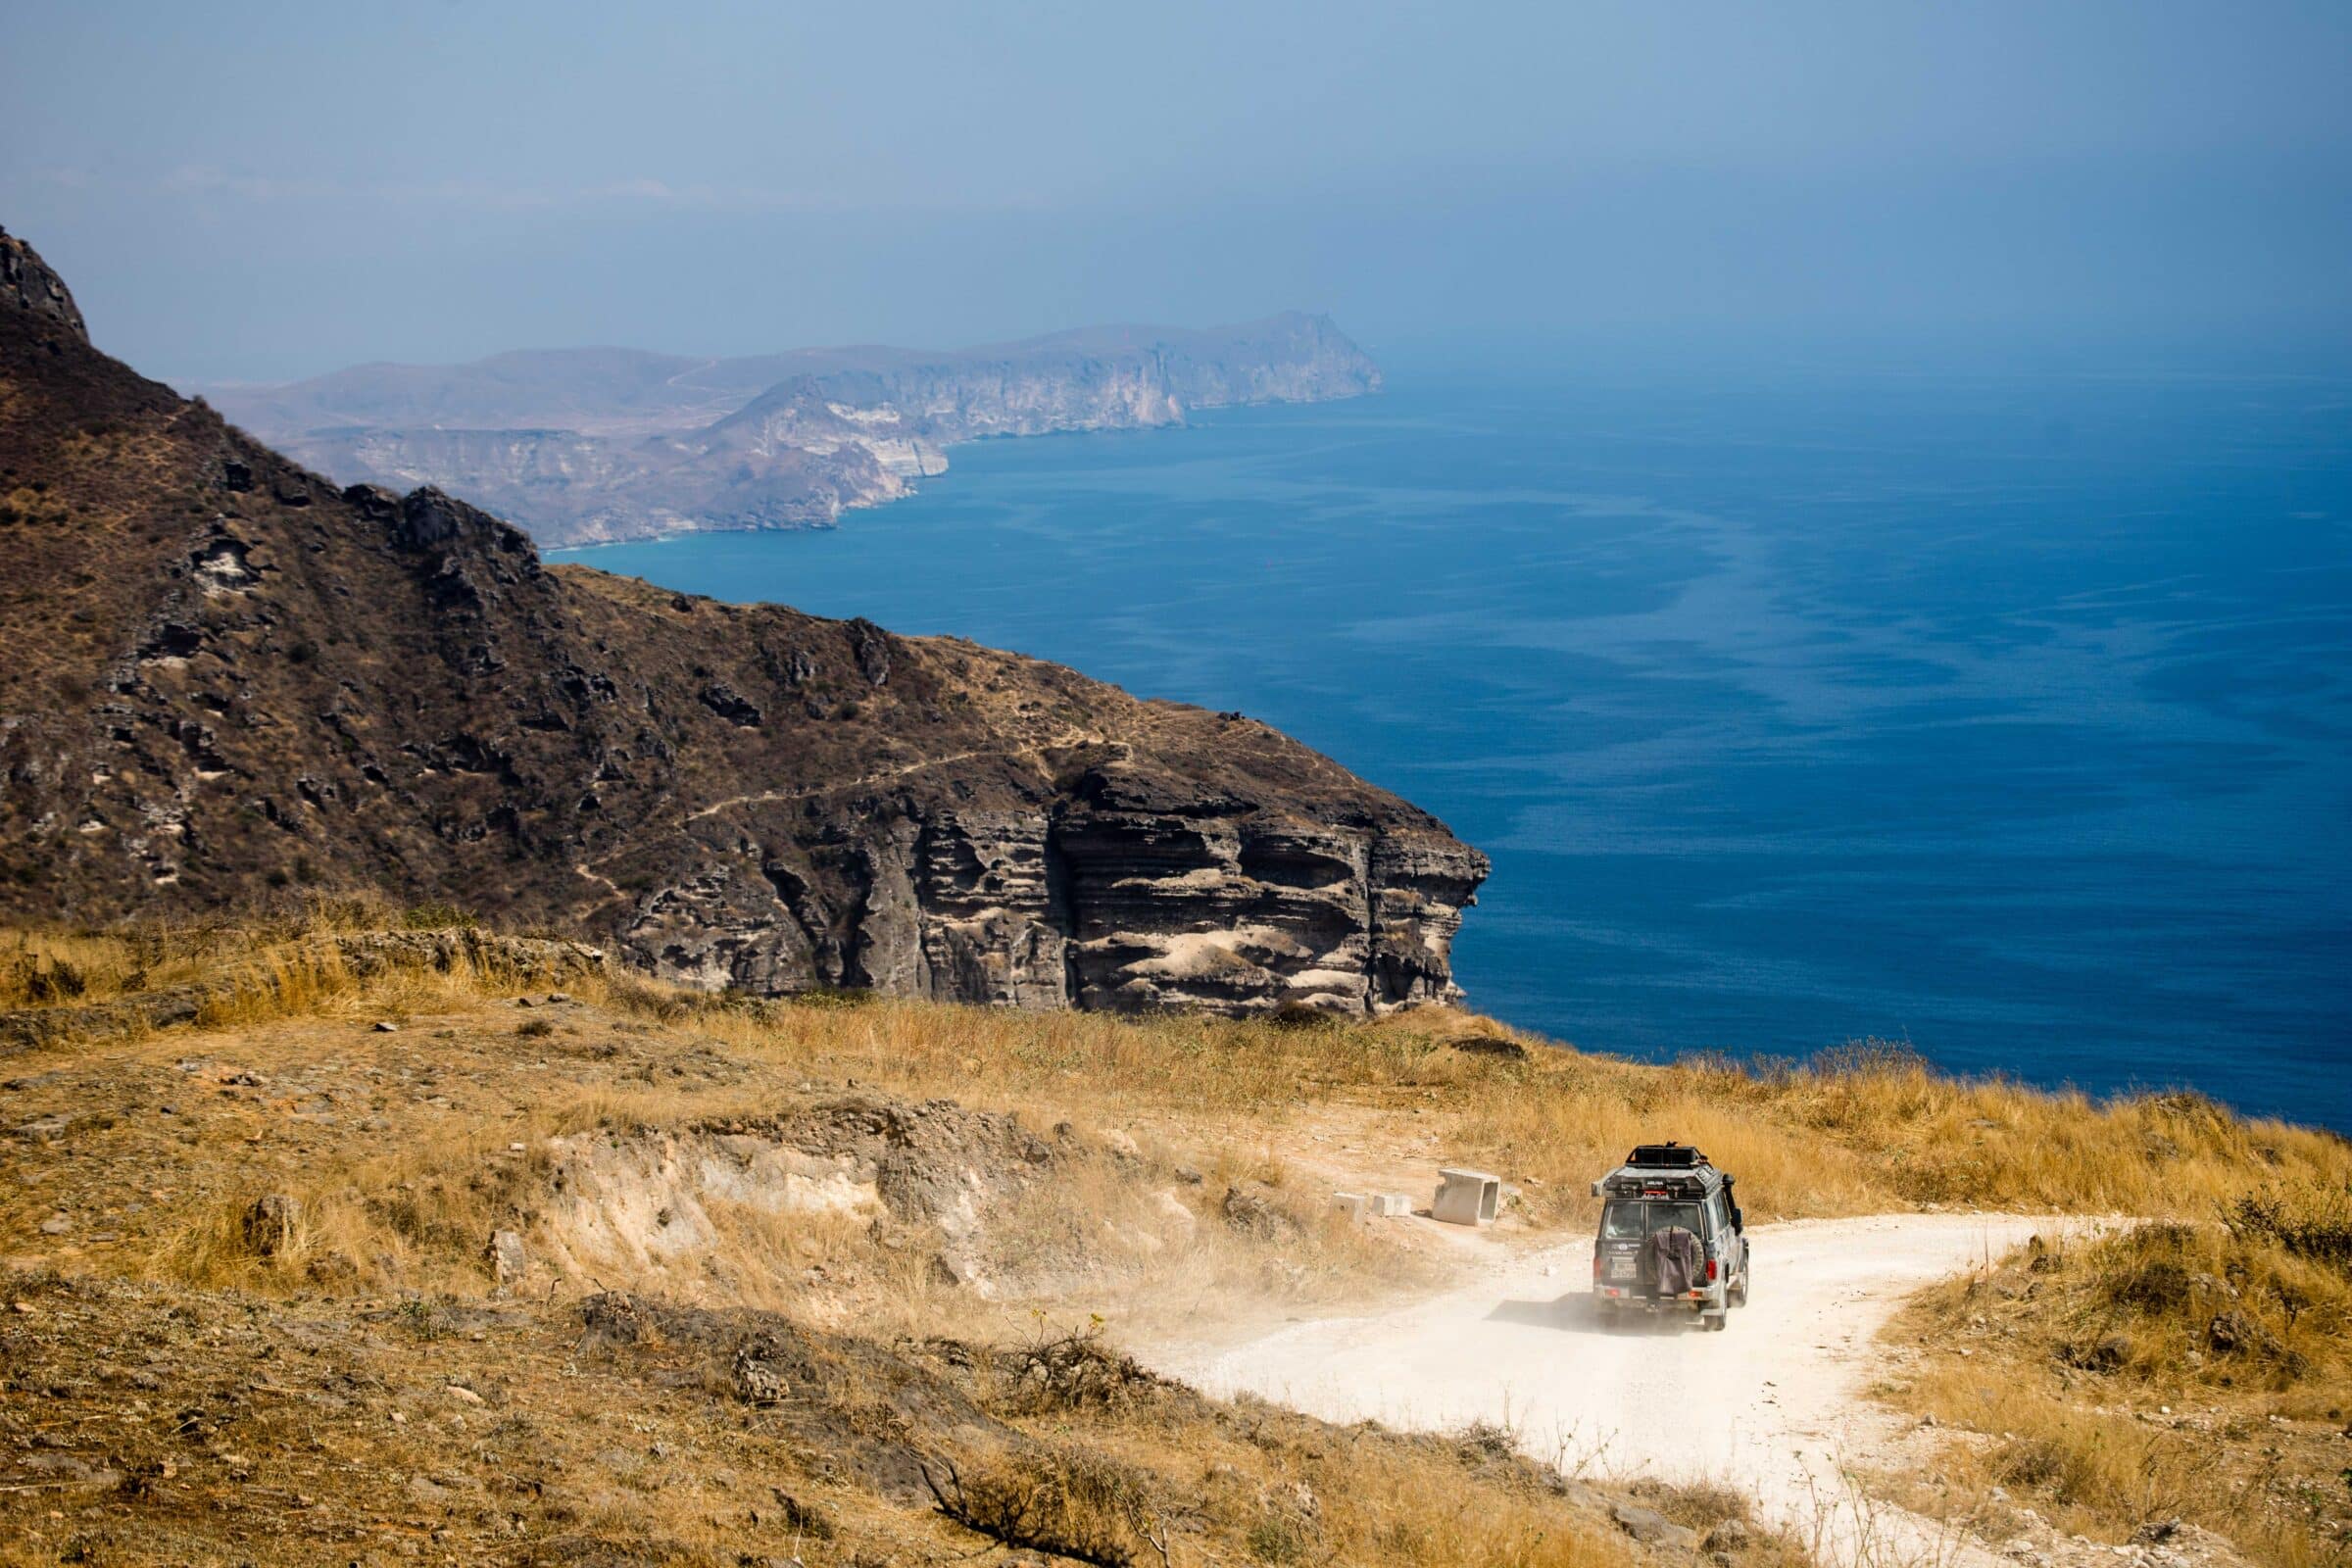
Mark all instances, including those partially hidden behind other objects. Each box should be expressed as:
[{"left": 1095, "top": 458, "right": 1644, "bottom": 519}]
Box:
[{"left": 1158, "top": 1213, "right": 2085, "bottom": 1565}]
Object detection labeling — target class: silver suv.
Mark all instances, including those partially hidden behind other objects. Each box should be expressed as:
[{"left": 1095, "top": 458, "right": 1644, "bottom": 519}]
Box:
[{"left": 1590, "top": 1143, "right": 1750, "bottom": 1331}]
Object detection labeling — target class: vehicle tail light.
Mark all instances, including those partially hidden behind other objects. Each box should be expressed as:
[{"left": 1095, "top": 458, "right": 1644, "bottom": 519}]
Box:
[
  {"left": 1706, "top": 1257, "right": 1718, "bottom": 1282},
  {"left": 1592, "top": 1253, "right": 1602, "bottom": 1277}
]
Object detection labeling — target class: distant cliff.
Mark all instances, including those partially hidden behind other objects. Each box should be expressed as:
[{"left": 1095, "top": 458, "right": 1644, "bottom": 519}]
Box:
[
  {"left": 1, "top": 227, "right": 1481, "bottom": 1014},
  {"left": 210, "top": 314, "right": 1382, "bottom": 546}
]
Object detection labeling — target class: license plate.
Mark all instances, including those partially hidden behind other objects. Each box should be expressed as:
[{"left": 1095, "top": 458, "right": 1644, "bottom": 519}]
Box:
[{"left": 1608, "top": 1258, "right": 1635, "bottom": 1279}]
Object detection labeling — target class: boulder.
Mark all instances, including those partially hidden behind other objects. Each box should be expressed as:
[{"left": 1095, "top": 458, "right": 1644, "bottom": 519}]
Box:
[
  {"left": 1221, "top": 1184, "right": 1303, "bottom": 1240},
  {"left": 484, "top": 1229, "right": 528, "bottom": 1293},
  {"left": 1612, "top": 1501, "right": 1699, "bottom": 1549},
  {"left": 241, "top": 1193, "right": 301, "bottom": 1257}
]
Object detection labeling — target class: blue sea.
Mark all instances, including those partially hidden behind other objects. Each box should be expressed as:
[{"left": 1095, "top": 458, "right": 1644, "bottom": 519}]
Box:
[{"left": 557, "top": 358, "right": 2352, "bottom": 1132}]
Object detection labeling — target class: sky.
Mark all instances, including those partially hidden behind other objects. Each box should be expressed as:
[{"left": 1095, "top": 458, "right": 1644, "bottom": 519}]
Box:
[{"left": 4, "top": 0, "right": 2349, "bottom": 381}]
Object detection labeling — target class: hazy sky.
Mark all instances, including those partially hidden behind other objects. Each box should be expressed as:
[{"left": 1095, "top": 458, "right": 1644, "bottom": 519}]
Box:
[{"left": 6, "top": 1, "right": 2349, "bottom": 380}]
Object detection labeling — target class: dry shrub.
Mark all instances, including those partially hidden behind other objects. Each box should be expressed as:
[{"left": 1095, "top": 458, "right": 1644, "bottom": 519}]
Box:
[
  {"left": 922, "top": 1443, "right": 1162, "bottom": 1567},
  {"left": 0, "top": 924, "right": 222, "bottom": 1007},
  {"left": 1885, "top": 1208, "right": 2352, "bottom": 1565},
  {"left": 989, "top": 1327, "right": 1167, "bottom": 1418},
  {"left": 1633, "top": 1475, "right": 1754, "bottom": 1532},
  {"left": 2227, "top": 1182, "right": 2352, "bottom": 1273},
  {"left": 1, "top": 947, "right": 88, "bottom": 1005},
  {"left": 1310, "top": 1434, "right": 1628, "bottom": 1568}
]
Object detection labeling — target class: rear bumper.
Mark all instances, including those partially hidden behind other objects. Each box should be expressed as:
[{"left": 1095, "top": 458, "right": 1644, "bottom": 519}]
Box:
[{"left": 1595, "top": 1285, "right": 1714, "bottom": 1311}]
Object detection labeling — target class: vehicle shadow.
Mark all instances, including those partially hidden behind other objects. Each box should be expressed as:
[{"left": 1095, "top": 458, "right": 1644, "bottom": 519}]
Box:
[{"left": 1487, "top": 1293, "right": 1702, "bottom": 1335}]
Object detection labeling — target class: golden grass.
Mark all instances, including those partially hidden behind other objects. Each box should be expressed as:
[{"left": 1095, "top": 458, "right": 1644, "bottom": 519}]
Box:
[
  {"left": 1880, "top": 1200, "right": 2352, "bottom": 1567},
  {"left": 135, "top": 1063, "right": 1410, "bottom": 1356},
  {"left": 934, "top": 1331, "right": 1642, "bottom": 1568},
  {"left": 0, "top": 1268, "right": 1665, "bottom": 1568},
  {"left": 0, "top": 920, "right": 233, "bottom": 1008},
  {"left": 14, "top": 917, "right": 2350, "bottom": 1566},
  {"left": 659, "top": 992, "right": 2350, "bottom": 1226},
  {"left": 21, "top": 912, "right": 2344, "bottom": 1181},
  {"left": 0, "top": 898, "right": 491, "bottom": 1014},
  {"left": 12, "top": 916, "right": 2345, "bottom": 1323}
]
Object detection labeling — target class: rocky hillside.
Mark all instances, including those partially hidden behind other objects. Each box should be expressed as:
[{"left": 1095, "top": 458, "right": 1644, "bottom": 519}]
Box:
[
  {"left": 0, "top": 226, "right": 1482, "bottom": 1013},
  {"left": 211, "top": 313, "right": 1382, "bottom": 545}
]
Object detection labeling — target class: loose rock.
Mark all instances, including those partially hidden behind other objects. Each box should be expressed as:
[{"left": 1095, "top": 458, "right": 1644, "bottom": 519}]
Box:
[
  {"left": 484, "top": 1229, "right": 528, "bottom": 1293},
  {"left": 242, "top": 1193, "right": 302, "bottom": 1256}
]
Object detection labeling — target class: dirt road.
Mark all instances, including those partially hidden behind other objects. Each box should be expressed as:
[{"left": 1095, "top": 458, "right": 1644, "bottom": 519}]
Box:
[{"left": 1158, "top": 1212, "right": 2083, "bottom": 1564}]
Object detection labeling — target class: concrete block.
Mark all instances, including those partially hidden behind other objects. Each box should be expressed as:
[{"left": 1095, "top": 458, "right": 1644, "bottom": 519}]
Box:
[
  {"left": 1433, "top": 1167, "right": 1501, "bottom": 1226},
  {"left": 1332, "top": 1192, "right": 1371, "bottom": 1224},
  {"left": 1368, "top": 1192, "right": 1412, "bottom": 1218}
]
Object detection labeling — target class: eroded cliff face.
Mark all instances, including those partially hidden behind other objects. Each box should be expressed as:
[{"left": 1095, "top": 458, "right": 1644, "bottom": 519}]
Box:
[
  {"left": 0, "top": 229, "right": 1483, "bottom": 1016},
  {"left": 211, "top": 313, "right": 1383, "bottom": 547},
  {"left": 618, "top": 791, "right": 1482, "bottom": 1014}
]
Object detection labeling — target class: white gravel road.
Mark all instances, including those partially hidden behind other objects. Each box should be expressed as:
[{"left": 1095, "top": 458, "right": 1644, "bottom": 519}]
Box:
[{"left": 1158, "top": 1212, "right": 2082, "bottom": 1564}]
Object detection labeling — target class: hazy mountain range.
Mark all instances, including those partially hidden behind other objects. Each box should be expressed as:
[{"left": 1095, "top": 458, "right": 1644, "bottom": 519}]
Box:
[{"left": 207, "top": 314, "right": 1382, "bottom": 546}]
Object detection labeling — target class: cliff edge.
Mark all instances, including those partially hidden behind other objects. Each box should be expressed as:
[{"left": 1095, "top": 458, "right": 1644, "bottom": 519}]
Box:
[{"left": 0, "top": 226, "right": 1483, "bottom": 1013}]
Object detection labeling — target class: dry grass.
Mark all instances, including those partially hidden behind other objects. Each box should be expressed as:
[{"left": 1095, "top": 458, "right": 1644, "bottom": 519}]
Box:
[
  {"left": 932, "top": 1328, "right": 1646, "bottom": 1568},
  {"left": 0, "top": 921, "right": 236, "bottom": 1008},
  {"left": 11, "top": 917, "right": 2348, "bottom": 1322},
  {"left": 0, "top": 1270, "right": 1672, "bottom": 1568},
  {"left": 123, "top": 1046, "right": 1409, "bottom": 1348},
  {"left": 654, "top": 994, "right": 2350, "bottom": 1227},
  {"left": 10, "top": 917, "right": 2349, "bottom": 1565},
  {"left": 1879, "top": 1195, "right": 2352, "bottom": 1567},
  {"left": 3, "top": 947, "right": 1404, "bottom": 1355},
  {"left": 0, "top": 898, "right": 494, "bottom": 1018},
  {"left": 0, "top": 1255, "right": 1740, "bottom": 1568}
]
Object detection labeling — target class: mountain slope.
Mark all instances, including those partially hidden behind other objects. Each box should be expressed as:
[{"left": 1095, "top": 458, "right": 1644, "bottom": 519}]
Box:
[
  {"left": 0, "top": 225, "right": 1482, "bottom": 1012},
  {"left": 209, "top": 312, "right": 1383, "bottom": 544}
]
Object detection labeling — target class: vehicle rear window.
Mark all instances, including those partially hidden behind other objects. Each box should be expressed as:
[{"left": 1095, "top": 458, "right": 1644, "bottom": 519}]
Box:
[
  {"left": 1651, "top": 1200, "right": 1703, "bottom": 1235},
  {"left": 1601, "top": 1200, "right": 1706, "bottom": 1238}
]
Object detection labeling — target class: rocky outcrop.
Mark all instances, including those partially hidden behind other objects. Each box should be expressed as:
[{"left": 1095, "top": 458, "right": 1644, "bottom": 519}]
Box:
[
  {"left": 620, "top": 787, "right": 1484, "bottom": 1013},
  {"left": 210, "top": 313, "right": 1383, "bottom": 546},
  {"left": 0, "top": 226, "right": 85, "bottom": 342},
  {"left": 0, "top": 229, "right": 1483, "bottom": 1016}
]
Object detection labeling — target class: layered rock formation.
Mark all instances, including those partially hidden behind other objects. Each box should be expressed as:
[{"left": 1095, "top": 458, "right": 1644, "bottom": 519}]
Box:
[
  {"left": 0, "top": 226, "right": 1483, "bottom": 1015},
  {"left": 210, "top": 314, "right": 1382, "bottom": 546}
]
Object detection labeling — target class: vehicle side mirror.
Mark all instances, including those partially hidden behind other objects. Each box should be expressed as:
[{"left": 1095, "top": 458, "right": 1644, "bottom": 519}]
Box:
[{"left": 1590, "top": 1180, "right": 1603, "bottom": 1198}]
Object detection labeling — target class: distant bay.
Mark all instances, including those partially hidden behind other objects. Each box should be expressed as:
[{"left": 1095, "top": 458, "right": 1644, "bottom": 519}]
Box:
[{"left": 555, "top": 358, "right": 2352, "bottom": 1132}]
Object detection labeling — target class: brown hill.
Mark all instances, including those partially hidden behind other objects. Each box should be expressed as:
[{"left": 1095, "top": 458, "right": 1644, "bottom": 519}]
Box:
[{"left": 0, "top": 225, "right": 1484, "bottom": 1012}]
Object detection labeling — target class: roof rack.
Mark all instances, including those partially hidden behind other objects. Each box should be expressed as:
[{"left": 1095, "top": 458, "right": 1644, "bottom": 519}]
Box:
[{"left": 1592, "top": 1142, "right": 1734, "bottom": 1200}]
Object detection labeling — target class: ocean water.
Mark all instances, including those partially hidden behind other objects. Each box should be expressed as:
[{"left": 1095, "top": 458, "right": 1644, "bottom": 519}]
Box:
[{"left": 556, "top": 360, "right": 2352, "bottom": 1131}]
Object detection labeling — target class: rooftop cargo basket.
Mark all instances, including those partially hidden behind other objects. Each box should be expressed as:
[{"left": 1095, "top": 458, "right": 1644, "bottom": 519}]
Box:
[{"left": 1593, "top": 1142, "right": 1734, "bottom": 1201}]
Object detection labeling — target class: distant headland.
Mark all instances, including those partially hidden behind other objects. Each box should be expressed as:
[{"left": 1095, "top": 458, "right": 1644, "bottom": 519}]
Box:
[{"left": 207, "top": 314, "right": 1382, "bottom": 547}]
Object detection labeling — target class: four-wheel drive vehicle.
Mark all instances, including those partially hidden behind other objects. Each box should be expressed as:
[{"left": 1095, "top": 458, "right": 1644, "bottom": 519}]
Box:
[{"left": 1590, "top": 1143, "right": 1750, "bottom": 1331}]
